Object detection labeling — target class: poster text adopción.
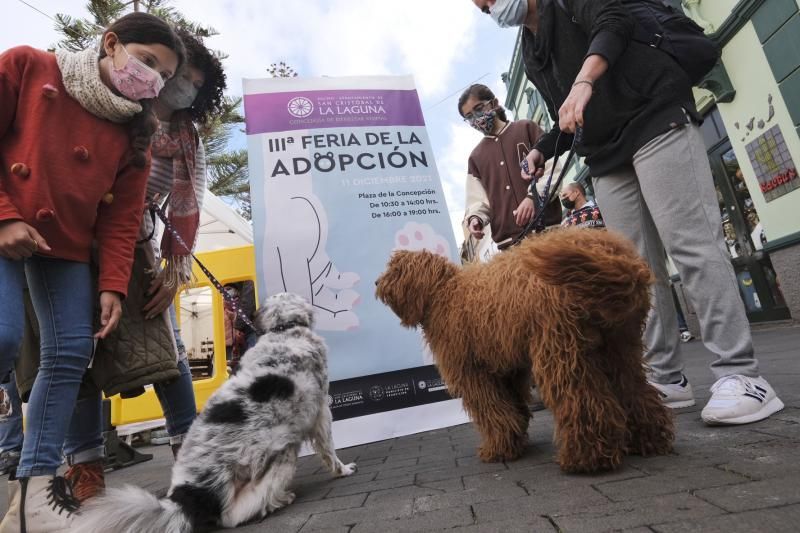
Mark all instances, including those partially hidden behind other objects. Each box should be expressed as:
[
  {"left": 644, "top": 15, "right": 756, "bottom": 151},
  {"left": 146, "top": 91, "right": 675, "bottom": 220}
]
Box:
[{"left": 267, "top": 131, "right": 429, "bottom": 178}]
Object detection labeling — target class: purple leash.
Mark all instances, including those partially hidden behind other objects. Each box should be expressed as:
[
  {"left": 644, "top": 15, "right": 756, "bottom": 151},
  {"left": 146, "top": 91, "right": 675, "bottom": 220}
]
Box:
[{"left": 148, "top": 199, "right": 261, "bottom": 335}]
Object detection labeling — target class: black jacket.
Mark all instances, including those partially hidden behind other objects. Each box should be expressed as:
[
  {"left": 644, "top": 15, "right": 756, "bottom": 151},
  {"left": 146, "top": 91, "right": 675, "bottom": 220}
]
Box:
[{"left": 522, "top": 0, "right": 700, "bottom": 176}]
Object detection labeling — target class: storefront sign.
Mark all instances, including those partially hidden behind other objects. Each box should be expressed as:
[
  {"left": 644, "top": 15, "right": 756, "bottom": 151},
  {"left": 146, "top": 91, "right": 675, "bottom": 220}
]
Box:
[
  {"left": 746, "top": 125, "right": 799, "bottom": 202},
  {"left": 243, "top": 75, "right": 467, "bottom": 448}
]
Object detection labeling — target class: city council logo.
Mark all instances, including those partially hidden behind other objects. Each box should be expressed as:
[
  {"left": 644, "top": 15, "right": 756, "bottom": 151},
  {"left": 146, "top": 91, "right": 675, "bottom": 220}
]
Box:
[
  {"left": 369, "top": 385, "right": 385, "bottom": 401},
  {"left": 287, "top": 97, "right": 313, "bottom": 118},
  {"left": 418, "top": 380, "right": 427, "bottom": 390}
]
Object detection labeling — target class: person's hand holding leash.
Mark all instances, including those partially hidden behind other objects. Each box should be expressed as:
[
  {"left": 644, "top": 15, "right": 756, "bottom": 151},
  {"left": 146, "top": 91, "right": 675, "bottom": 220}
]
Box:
[
  {"left": 468, "top": 216, "right": 485, "bottom": 240},
  {"left": 521, "top": 149, "right": 545, "bottom": 181},
  {"left": 559, "top": 80, "right": 593, "bottom": 134}
]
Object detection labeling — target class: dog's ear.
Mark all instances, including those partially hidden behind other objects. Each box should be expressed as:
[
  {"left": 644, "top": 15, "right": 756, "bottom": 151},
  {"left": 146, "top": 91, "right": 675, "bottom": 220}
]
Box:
[{"left": 375, "top": 250, "right": 457, "bottom": 327}]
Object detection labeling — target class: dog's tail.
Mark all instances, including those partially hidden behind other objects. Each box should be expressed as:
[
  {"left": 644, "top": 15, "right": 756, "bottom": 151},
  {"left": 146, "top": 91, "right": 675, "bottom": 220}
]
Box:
[
  {"left": 73, "top": 485, "right": 194, "bottom": 533},
  {"left": 522, "top": 227, "right": 653, "bottom": 327}
]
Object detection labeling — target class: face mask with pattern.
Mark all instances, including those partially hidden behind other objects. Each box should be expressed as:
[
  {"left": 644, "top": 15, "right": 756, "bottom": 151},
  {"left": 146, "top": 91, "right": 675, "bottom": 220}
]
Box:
[
  {"left": 468, "top": 108, "right": 497, "bottom": 135},
  {"left": 110, "top": 44, "right": 165, "bottom": 101}
]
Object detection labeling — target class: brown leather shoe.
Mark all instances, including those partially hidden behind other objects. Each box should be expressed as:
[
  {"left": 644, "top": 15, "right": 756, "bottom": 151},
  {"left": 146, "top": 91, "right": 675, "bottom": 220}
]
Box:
[{"left": 64, "top": 460, "right": 105, "bottom": 503}]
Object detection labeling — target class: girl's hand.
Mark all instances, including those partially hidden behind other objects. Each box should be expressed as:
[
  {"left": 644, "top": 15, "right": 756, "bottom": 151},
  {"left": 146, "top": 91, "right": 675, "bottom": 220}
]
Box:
[
  {"left": 143, "top": 270, "right": 178, "bottom": 320},
  {"left": 96, "top": 291, "right": 123, "bottom": 339},
  {"left": 0, "top": 220, "right": 52, "bottom": 260}
]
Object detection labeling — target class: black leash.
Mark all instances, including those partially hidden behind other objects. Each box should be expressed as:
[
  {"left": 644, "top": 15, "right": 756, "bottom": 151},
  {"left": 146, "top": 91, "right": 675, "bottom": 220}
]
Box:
[
  {"left": 511, "top": 127, "right": 583, "bottom": 246},
  {"left": 148, "top": 199, "right": 262, "bottom": 335}
]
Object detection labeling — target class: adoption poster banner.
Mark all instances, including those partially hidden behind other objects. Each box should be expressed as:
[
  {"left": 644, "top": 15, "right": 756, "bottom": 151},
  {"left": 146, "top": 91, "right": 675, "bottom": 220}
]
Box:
[{"left": 243, "top": 75, "right": 469, "bottom": 447}]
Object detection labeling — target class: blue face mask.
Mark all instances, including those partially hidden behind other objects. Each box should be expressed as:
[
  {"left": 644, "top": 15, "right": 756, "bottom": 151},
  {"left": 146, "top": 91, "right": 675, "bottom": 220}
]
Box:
[
  {"left": 490, "top": 0, "right": 529, "bottom": 28},
  {"left": 468, "top": 108, "right": 497, "bottom": 135}
]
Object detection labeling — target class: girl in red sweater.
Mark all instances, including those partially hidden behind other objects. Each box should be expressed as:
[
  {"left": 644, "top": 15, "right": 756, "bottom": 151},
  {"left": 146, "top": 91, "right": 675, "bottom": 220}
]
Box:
[{"left": 0, "top": 13, "right": 184, "bottom": 531}]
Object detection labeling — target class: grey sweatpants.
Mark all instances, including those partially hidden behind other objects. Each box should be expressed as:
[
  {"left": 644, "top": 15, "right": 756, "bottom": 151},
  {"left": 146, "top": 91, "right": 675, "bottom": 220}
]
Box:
[{"left": 593, "top": 123, "right": 759, "bottom": 385}]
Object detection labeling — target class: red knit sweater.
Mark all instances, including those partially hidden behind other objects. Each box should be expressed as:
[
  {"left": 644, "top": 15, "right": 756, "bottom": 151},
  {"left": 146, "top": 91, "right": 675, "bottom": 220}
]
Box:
[{"left": 0, "top": 46, "right": 149, "bottom": 297}]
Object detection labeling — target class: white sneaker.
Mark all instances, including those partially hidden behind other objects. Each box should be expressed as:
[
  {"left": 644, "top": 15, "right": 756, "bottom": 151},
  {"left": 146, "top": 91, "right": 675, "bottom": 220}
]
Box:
[
  {"left": 649, "top": 374, "right": 696, "bottom": 408},
  {"left": 679, "top": 330, "right": 694, "bottom": 343},
  {"left": 702, "top": 375, "right": 784, "bottom": 425}
]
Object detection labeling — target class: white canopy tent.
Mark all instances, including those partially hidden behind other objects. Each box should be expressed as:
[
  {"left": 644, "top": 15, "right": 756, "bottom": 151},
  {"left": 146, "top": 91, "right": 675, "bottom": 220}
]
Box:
[
  {"left": 195, "top": 190, "right": 254, "bottom": 251},
  {"left": 153, "top": 189, "right": 254, "bottom": 252}
]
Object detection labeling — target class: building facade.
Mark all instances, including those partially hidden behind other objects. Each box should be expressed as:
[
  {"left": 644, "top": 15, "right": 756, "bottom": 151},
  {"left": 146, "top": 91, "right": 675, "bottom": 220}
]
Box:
[{"left": 503, "top": 0, "right": 800, "bottom": 325}]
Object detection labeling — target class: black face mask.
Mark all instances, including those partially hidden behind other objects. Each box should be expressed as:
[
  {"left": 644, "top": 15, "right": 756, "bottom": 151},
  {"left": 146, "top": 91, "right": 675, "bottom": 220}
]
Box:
[{"left": 561, "top": 198, "right": 576, "bottom": 209}]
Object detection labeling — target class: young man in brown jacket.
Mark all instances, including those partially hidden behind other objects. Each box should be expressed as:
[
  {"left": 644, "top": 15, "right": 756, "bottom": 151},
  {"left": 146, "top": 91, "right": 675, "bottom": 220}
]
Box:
[{"left": 460, "top": 84, "right": 561, "bottom": 250}]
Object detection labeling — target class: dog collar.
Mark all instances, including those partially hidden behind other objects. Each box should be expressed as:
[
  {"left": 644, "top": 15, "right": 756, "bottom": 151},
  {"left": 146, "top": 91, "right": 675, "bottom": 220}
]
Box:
[{"left": 271, "top": 320, "right": 308, "bottom": 333}]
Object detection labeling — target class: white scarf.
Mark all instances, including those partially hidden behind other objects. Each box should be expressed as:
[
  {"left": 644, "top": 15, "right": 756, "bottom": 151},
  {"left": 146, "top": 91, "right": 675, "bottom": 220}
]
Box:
[{"left": 55, "top": 48, "right": 142, "bottom": 123}]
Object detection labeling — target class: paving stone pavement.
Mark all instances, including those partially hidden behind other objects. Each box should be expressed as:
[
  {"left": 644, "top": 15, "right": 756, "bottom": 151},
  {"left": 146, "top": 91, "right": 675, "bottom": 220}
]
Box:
[{"left": 1, "top": 326, "right": 798, "bottom": 532}]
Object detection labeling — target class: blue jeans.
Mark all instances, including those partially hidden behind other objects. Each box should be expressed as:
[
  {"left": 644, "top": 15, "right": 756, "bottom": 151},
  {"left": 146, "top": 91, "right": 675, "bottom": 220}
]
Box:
[
  {"left": 156, "top": 305, "right": 196, "bottom": 442},
  {"left": 65, "top": 304, "right": 197, "bottom": 461},
  {"left": 0, "top": 256, "right": 94, "bottom": 477},
  {"left": 0, "top": 370, "right": 24, "bottom": 453},
  {"left": 154, "top": 358, "right": 196, "bottom": 443}
]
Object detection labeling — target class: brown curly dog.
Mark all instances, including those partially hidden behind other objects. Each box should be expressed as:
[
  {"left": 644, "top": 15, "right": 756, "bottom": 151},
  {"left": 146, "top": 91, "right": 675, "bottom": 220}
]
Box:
[{"left": 376, "top": 227, "right": 674, "bottom": 473}]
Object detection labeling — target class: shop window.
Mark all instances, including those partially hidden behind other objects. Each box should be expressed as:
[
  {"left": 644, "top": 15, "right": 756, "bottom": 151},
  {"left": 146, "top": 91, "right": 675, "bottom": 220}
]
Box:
[{"left": 709, "top": 140, "right": 790, "bottom": 321}]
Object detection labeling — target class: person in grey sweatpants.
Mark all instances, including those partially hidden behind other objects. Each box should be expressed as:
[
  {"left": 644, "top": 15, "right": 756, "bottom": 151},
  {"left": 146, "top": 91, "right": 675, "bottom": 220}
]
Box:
[
  {"left": 595, "top": 124, "right": 754, "bottom": 386},
  {"left": 593, "top": 122, "right": 785, "bottom": 421},
  {"left": 476, "top": 0, "right": 784, "bottom": 425}
]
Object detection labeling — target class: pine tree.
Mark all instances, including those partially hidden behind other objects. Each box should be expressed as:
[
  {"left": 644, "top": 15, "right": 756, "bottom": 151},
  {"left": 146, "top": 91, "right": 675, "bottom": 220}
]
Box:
[
  {"left": 199, "top": 99, "right": 250, "bottom": 218},
  {"left": 267, "top": 62, "right": 298, "bottom": 78}
]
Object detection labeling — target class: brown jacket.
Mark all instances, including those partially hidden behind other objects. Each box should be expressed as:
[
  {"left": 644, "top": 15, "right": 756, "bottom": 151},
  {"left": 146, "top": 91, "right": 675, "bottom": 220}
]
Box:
[{"left": 465, "top": 120, "right": 561, "bottom": 247}]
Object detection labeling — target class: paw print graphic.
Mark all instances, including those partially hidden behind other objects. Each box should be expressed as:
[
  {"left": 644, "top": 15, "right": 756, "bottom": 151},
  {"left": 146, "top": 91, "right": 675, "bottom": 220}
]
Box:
[{"left": 393, "top": 222, "right": 451, "bottom": 258}]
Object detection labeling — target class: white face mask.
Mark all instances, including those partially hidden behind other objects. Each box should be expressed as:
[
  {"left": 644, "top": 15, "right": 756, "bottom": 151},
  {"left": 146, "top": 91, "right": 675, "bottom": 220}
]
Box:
[
  {"left": 490, "top": 0, "right": 529, "bottom": 28},
  {"left": 158, "top": 74, "right": 200, "bottom": 111}
]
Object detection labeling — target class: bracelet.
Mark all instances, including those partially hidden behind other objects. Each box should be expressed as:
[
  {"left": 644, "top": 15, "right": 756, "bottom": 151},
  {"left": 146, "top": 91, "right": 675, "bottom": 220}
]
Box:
[{"left": 573, "top": 79, "right": 594, "bottom": 89}]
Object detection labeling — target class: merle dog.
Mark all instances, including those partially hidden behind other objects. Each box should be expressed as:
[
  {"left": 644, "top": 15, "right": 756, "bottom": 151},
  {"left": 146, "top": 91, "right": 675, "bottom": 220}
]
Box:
[{"left": 76, "top": 293, "right": 356, "bottom": 532}]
